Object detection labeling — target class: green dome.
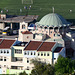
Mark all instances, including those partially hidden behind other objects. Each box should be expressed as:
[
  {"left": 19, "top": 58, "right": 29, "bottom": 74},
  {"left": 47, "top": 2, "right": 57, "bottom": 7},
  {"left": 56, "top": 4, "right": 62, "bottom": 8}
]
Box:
[{"left": 36, "top": 13, "right": 71, "bottom": 27}]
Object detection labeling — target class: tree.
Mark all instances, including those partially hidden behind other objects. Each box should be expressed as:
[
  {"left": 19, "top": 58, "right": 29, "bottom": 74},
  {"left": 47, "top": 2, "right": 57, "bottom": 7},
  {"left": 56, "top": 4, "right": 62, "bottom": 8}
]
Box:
[
  {"left": 55, "top": 55, "right": 75, "bottom": 75},
  {"left": 19, "top": 71, "right": 27, "bottom": 75},
  {"left": 30, "top": 59, "right": 55, "bottom": 75}
]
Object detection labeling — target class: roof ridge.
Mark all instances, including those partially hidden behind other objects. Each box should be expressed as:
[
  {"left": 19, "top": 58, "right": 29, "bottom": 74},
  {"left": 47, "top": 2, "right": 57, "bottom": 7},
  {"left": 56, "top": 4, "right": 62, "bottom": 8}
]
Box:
[
  {"left": 0, "top": 39, "right": 4, "bottom": 45},
  {"left": 24, "top": 40, "right": 31, "bottom": 50},
  {"left": 37, "top": 41, "right": 44, "bottom": 51}
]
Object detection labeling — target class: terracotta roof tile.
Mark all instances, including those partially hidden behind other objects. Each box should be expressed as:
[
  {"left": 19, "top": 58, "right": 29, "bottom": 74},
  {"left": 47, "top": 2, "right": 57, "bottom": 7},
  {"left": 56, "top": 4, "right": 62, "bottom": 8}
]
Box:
[
  {"left": 24, "top": 41, "right": 56, "bottom": 51},
  {"left": 22, "top": 31, "right": 32, "bottom": 34},
  {"left": 38, "top": 42, "right": 56, "bottom": 51},
  {"left": 0, "top": 39, "right": 15, "bottom": 49},
  {"left": 24, "top": 41, "right": 42, "bottom": 50},
  {"left": 54, "top": 47, "right": 63, "bottom": 53}
]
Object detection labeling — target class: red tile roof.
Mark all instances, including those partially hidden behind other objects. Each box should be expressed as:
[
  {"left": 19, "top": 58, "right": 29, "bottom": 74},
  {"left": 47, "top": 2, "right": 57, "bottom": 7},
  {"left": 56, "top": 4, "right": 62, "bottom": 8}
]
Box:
[
  {"left": 24, "top": 41, "right": 42, "bottom": 50},
  {"left": 54, "top": 47, "right": 63, "bottom": 53},
  {"left": 0, "top": 39, "right": 15, "bottom": 49},
  {"left": 22, "top": 31, "right": 32, "bottom": 34},
  {"left": 24, "top": 41, "right": 56, "bottom": 51},
  {"left": 37, "top": 42, "right": 56, "bottom": 51}
]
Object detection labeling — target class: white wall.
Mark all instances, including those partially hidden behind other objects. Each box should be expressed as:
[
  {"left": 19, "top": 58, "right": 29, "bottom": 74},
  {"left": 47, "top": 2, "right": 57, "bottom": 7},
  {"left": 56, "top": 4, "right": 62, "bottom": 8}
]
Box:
[
  {"left": 0, "top": 49, "right": 11, "bottom": 56},
  {"left": 54, "top": 48, "right": 65, "bottom": 64}
]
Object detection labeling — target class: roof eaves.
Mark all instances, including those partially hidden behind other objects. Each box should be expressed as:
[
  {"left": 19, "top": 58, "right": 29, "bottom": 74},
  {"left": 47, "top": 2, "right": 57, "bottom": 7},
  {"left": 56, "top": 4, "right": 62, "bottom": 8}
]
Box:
[
  {"left": 51, "top": 42, "right": 57, "bottom": 52},
  {"left": 10, "top": 40, "right": 16, "bottom": 49}
]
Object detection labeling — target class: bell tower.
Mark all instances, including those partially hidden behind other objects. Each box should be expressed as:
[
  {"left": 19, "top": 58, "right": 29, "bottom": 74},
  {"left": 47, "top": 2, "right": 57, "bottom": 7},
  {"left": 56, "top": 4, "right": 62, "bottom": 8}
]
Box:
[{"left": 18, "top": 21, "right": 28, "bottom": 41}]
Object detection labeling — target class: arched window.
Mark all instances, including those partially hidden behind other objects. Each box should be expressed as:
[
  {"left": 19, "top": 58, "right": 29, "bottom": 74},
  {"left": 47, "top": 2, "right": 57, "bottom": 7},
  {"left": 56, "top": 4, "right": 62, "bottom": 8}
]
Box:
[
  {"left": 38, "top": 53, "right": 39, "bottom": 56},
  {"left": 4, "top": 50, "right": 6, "bottom": 53},
  {"left": 24, "top": 52, "right": 27, "bottom": 55},
  {"left": 41, "top": 53, "right": 43, "bottom": 56},
  {"left": 31, "top": 52, "right": 33, "bottom": 55},
  {"left": 47, "top": 53, "right": 49, "bottom": 56},
  {"left": 22, "top": 24, "right": 25, "bottom": 29},
  {"left": 7, "top": 50, "right": 9, "bottom": 54},
  {"left": 1, "top": 50, "right": 3, "bottom": 53},
  {"left": 44, "top": 53, "right": 46, "bottom": 56},
  {"left": 34, "top": 52, "right": 35, "bottom": 55}
]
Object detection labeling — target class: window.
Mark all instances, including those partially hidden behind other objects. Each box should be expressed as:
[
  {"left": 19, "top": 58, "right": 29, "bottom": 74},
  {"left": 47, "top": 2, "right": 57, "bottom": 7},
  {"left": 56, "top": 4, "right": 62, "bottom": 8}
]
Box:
[
  {"left": 22, "top": 24, "right": 25, "bottom": 29},
  {"left": 24, "top": 52, "right": 27, "bottom": 55},
  {"left": 34, "top": 52, "right": 36, "bottom": 55},
  {"left": 1, "top": 50, "right": 3, "bottom": 53},
  {"left": 47, "top": 53, "right": 49, "bottom": 56},
  {"left": 54, "top": 34, "right": 55, "bottom": 36},
  {"left": 31, "top": 52, "right": 33, "bottom": 55},
  {"left": 28, "top": 52, "right": 29, "bottom": 55},
  {"left": 41, "top": 53, "right": 43, "bottom": 56},
  {"left": 4, "top": 65, "right": 6, "bottom": 67},
  {"left": 54, "top": 58, "right": 56, "bottom": 60},
  {"left": 27, "top": 36, "right": 29, "bottom": 39},
  {"left": 4, "top": 50, "right": 6, "bottom": 53},
  {"left": 7, "top": 50, "right": 9, "bottom": 54},
  {"left": 38, "top": 53, "right": 39, "bottom": 56},
  {"left": 51, "top": 31, "right": 52, "bottom": 33},
  {"left": 4, "top": 57, "right": 6, "bottom": 61},
  {"left": 27, "top": 66, "right": 29, "bottom": 70},
  {"left": 0, "top": 56, "right": 3, "bottom": 61},
  {"left": 58, "top": 34, "right": 60, "bottom": 36},
  {"left": 27, "top": 58, "right": 29, "bottom": 63},
  {"left": 44, "top": 53, "right": 46, "bottom": 56},
  {"left": 15, "top": 49, "right": 22, "bottom": 54},
  {"left": 0, "top": 65, "right": 1, "bottom": 68}
]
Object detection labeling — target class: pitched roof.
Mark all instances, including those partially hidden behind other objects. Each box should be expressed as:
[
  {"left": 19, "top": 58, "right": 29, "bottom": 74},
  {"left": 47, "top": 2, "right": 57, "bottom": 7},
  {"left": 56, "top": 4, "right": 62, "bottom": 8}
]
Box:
[
  {"left": 22, "top": 31, "right": 32, "bottom": 34},
  {"left": 24, "top": 41, "right": 56, "bottom": 51},
  {"left": 0, "top": 39, "right": 15, "bottom": 49},
  {"left": 37, "top": 42, "right": 56, "bottom": 51},
  {"left": 24, "top": 41, "right": 42, "bottom": 50},
  {"left": 54, "top": 47, "right": 63, "bottom": 53}
]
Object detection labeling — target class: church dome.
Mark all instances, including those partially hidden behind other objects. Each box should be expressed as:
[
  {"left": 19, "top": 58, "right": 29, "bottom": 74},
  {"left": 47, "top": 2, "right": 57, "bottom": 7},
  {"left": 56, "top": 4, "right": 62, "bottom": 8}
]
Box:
[{"left": 36, "top": 13, "right": 71, "bottom": 27}]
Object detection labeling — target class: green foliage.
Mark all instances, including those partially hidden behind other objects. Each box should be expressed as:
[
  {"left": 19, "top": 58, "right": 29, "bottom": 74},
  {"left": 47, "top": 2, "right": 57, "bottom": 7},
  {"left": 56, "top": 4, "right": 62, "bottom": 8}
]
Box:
[
  {"left": 31, "top": 59, "right": 55, "bottom": 75},
  {"left": 0, "top": 0, "right": 75, "bottom": 22},
  {"left": 19, "top": 71, "right": 27, "bottom": 75},
  {"left": 55, "top": 55, "right": 75, "bottom": 75}
]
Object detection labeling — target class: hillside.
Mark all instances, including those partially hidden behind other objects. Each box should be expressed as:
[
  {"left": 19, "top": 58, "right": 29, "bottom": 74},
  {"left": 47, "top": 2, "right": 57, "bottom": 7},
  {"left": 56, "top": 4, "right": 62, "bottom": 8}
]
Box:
[{"left": 0, "top": 0, "right": 75, "bottom": 22}]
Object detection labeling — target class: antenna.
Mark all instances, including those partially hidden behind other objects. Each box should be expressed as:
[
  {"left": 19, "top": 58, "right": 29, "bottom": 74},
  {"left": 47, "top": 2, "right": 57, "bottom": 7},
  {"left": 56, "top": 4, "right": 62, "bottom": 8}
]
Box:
[{"left": 52, "top": 7, "right": 54, "bottom": 13}]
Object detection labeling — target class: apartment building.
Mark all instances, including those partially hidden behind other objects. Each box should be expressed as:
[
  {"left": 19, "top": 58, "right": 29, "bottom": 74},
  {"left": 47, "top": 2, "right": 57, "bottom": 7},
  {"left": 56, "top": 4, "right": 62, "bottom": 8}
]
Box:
[{"left": 0, "top": 39, "right": 65, "bottom": 75}]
